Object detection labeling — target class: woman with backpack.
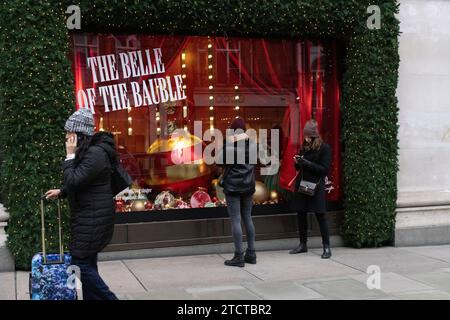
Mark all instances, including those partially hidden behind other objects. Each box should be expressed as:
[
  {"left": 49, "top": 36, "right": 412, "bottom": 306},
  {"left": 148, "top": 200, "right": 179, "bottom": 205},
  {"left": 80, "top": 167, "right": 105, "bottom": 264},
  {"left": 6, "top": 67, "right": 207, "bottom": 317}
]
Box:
[
  {"left": 45, "top": 108, "right": 118, "bottom": 300},
  {"left": 219, "top": 117, "right": 257, "bottom": 267}
]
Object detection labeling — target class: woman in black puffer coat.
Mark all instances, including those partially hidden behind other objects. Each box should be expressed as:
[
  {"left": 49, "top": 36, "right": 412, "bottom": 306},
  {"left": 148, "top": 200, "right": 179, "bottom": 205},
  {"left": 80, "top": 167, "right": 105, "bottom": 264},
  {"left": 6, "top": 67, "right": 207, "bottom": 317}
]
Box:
[{"left": 45, "top": 108, "right": 118, "bottom": 300}]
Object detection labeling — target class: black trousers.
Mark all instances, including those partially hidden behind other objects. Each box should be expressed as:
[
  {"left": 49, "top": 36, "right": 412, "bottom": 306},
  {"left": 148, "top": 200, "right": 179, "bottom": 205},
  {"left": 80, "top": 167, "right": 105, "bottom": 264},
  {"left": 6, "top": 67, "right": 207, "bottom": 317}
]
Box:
[
  {"left": 296, "top": 211, "right": 330, "bottom": 246},
  {"left": 72, "top": 254, "right": 118, "bottom": 300}
]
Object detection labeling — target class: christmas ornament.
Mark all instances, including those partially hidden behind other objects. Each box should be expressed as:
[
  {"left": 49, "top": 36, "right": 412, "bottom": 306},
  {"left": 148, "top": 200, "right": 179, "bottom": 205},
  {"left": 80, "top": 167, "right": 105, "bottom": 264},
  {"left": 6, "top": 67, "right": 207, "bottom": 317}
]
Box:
[
  {"left": 204, "top": 202, "right": 216, "bottom": 208},
  {"left": 167, "top": 120, "right": 177, "bottom": 134},
  {"left": 145, "top": 201, "right": 153, "bottom": 210},
  {"left": 154, "top": 191, "right": 176, "bottom": 209},
  {"left": 131, "top": 199, "right": 146, "bottom": 211},
  {"left": 253, "top": 181, "right": 269, "bottom": 203},
  {"left": 115, "top": 198, "right": 126, "bottom": 212},
  {"left": 190, "top": 188, "right": 212, "bottom": 208},
  {"left": 175, "top": 198, "right": 190, "bottom": 209},
  {"left": 270, "top": 190, "right": 279, "bottom": 201},
  {"left": 146, "top": 133, "right": 211, "bottom": 194}
]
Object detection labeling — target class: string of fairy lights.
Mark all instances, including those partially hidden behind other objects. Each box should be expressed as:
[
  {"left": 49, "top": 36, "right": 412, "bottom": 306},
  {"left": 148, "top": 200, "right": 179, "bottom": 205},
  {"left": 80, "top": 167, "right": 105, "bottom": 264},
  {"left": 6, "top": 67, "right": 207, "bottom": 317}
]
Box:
[
  {"left": 207, "top": 37, "right": 215, "bottom": 130},
  {"left": 234, "top": 84, "right": 240, "bottom": 117},
  {"left": 181, "top": 49, "right": 188, "bottom": 131}
]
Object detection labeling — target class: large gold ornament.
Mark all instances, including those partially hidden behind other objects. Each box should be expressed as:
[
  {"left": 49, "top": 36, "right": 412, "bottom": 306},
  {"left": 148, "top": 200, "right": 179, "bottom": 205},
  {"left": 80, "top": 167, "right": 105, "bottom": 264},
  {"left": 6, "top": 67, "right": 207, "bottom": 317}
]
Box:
[
  {"left": 146, "top": 133, "right": 211, "bottom": 193},
  {"left": 131, "top": 199, "right": 146, "bottom": 211},
  {"left": 253, "top": 181, "right": 269, "bottom": 203}
]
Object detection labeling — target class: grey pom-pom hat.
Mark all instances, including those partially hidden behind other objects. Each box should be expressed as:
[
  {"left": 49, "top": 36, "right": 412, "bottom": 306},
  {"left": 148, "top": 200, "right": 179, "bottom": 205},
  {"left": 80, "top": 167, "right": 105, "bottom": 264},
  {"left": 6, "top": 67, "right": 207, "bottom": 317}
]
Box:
[{"left": 64, "top": 108, "right": 95, "bottom": 136}]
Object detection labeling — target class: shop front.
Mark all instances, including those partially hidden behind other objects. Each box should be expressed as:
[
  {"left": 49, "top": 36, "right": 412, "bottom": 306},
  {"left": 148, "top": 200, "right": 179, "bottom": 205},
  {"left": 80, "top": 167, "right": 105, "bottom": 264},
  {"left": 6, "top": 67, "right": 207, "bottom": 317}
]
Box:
[{"left": 70, "top": 33, "right": 343, "bottom": 252}]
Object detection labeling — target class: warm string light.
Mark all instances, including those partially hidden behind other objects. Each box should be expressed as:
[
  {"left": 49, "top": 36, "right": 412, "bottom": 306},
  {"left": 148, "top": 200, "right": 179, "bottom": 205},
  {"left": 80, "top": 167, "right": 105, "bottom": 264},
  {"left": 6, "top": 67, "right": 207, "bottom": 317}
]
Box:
[
  {"left": 181, "top": 49, "right": 188, "bottom": 130},
  {"left": 156, "top": 110, "right": 161, "bottom": 135},
  {"left": 207, "top": 37, "right": 214, "bottom": 130},
  {"left": 127, "top": 107, "right": 132, "bottom": 136},
  {"left": 234, "top": 85, "right": 240, "bottom": 115},
  {"left": 99, "top": 117, "right": 104, "bottom": 131}
]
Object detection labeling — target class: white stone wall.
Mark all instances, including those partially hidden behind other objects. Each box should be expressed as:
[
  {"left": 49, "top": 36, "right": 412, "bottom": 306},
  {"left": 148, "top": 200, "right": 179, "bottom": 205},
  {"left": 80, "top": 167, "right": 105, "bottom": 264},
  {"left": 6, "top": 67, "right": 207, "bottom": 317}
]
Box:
[
  {"left": 397, "top": 0, "right": 450, "bottom": 206},
  {"left": 396, "top": 1, "right": 450, "bottom": 242}
]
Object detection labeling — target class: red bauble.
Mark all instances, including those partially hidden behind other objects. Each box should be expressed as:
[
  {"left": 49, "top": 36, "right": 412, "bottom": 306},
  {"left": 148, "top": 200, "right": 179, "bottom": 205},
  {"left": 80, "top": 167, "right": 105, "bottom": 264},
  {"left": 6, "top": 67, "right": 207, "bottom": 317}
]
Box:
[
  {"left": 190, "top": 188, "right": 212, "bottom": 208},
  {"left": 145, "top": 201, "right": 153, "bottom": 210},
  {"left": 115, "top": 199, "right": 126, "bottom": 212}
]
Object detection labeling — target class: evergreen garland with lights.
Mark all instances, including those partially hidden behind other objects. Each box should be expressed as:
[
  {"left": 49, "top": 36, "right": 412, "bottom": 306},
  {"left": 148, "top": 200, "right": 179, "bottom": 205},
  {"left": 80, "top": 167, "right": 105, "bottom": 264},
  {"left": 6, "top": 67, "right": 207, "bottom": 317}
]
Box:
[{"left": 0, "top": 0, "right": 399, "bottom": 269}]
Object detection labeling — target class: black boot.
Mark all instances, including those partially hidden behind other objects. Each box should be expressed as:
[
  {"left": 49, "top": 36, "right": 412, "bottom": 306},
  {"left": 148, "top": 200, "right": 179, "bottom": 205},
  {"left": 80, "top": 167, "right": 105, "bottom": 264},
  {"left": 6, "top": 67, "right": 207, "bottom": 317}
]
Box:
[
  {"left": 244, "top": 249, "right": 257, "bottom": 264},
  {"left": 321, "top": 244, "right": 332, "bottom": 259},
  {"left": 224, "top": 252, "right": 245, "bottom": 267},
  {"left": 289, "top": 243, "right": 308, "bottom": 254}
]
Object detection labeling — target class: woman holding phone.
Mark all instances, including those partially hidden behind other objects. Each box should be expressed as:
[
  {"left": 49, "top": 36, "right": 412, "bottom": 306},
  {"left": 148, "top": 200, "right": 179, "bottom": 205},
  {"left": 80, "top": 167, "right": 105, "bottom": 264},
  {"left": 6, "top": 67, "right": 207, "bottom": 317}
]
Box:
[
  {"left": 289, "top": 119, "right": 332, "bottom": 259},
  {"left": 45, "top": 108, "right": 118, "bottom": 300}
]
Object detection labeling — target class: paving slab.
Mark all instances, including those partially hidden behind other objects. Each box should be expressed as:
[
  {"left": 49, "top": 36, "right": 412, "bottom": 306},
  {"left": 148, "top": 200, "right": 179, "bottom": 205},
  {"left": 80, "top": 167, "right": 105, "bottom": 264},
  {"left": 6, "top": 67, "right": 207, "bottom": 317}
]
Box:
[
  {"left": 392, "top": 290, "right": 450, "bottom": 300},
  {"left": 187, "top": 285, "right": 262, "bottom": 300},
  {"left": 401, "top": 245, "right": 450, "bottom": 264},
  {"left": 98, "top": 260, "right": 147, "bottom": 294},
  {"left": 118, "top": 290, "right": 195, "bottom": 300},
  {"left": 303, "top": 278, "right": 389, "bottom": 300},
  {"left": 123, "top": 254, "right": 259, "bottom": 291},
  {"left": 311, "top": 247, "right": 450, "bottom": 274},
  {"left": 243, "top": 280, "right": 323, "bottom": 300},
  {"left": 0, "top": 272, "right": 15, "bottom": 300},
  {"left": 240, "top": 251, "right": 363, "bottom": 282},
  {"left": 15, "top": 271, "right": 30, "bottom": 300},
  {"left": 349, "top": 272, "right": 434, "bottom": 294},
  {"left": 403, "top": 270, "right": 450, "bottom": 292}
]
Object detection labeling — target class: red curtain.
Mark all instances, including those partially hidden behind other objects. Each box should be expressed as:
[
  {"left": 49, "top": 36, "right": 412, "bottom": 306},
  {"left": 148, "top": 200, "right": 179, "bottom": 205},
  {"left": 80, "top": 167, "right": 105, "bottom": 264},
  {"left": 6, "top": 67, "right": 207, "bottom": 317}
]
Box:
[{"left": 278, "top": 40, "right": 341, "bottom": 201}]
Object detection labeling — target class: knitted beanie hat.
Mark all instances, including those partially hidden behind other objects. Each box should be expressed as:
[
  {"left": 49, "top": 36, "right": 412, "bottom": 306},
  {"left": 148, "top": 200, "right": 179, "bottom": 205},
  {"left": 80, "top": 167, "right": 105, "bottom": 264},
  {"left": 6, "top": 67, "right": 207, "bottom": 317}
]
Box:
[
  {"left": 303, "top": 119, "right": 319, "bottom": 138},
  {"left": 64, "top": 108, "right": 95, "bottom": 136}
]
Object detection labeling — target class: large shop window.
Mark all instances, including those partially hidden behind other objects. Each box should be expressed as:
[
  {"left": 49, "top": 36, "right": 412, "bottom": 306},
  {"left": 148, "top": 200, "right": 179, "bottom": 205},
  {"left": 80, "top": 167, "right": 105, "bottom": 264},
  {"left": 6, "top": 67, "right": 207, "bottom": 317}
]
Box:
[{"left": 70, "top": 34, "right": 342, "bottom": 218}]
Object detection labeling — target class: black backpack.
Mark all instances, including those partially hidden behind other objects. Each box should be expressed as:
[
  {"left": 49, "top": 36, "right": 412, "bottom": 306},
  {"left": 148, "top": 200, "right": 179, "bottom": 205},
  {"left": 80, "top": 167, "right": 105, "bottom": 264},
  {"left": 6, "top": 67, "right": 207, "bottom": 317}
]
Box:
[{"left": 98, "top": 145, "right": 133, "bottom": 196}]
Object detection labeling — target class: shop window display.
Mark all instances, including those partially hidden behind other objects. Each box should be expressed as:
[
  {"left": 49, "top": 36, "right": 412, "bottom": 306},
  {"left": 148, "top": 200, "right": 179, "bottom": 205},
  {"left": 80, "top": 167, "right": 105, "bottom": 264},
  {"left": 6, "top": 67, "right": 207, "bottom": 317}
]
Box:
[{"left": 70, "top": 33, "right": 342, "bottom": 214}]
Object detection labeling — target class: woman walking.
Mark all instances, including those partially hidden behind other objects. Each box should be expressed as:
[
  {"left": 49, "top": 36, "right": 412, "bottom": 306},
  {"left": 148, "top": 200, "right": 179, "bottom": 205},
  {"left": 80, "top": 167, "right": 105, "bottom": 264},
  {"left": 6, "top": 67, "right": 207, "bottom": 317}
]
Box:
[
  {"left": 289, "top": 119, "right": 332, "bottom": 259},
  {"left": 45, "top": 108, "right": 118, "bottom": 300},
  {"left": 220, "top": 117, "right": 257, "bottom": 267}
]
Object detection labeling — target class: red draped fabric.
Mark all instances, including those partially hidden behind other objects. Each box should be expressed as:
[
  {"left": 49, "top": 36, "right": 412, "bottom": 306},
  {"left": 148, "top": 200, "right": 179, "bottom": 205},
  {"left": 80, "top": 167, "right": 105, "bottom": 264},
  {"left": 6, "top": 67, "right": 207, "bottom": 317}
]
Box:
[
  {"left": 315, "top": 41, "right": 323, "bottom": 131},
  {"left": 278, "top": 40, "right": 341, "bottom": 201},
  {"left": 279, "top": 41, "right": 313, "bottom": 191}
]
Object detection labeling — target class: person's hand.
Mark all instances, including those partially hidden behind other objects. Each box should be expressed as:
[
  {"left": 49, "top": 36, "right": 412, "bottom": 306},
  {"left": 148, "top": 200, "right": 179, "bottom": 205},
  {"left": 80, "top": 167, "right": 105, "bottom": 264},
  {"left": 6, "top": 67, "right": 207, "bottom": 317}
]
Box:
[
  {"left": 65, "top": 133, "right": 77, "bottom": 156},
  {"left": 44, "top": 189, "right": 61, "bottom": 200},
  {"left": 299, "top": 157, "right": 313, "bottom": 168}
]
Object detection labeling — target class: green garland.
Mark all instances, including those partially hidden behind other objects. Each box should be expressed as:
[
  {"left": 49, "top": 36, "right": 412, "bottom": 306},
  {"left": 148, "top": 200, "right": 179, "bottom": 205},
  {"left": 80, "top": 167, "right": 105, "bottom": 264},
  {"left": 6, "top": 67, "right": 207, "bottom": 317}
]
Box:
[{"left": 0, "top": 0, "right": 399, "bottom": 269}]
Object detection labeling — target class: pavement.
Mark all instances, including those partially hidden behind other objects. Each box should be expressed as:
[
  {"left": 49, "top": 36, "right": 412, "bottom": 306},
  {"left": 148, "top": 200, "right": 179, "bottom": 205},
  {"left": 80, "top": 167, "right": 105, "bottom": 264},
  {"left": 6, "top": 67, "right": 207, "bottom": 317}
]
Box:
[{"left": 2, "top": 244, "right": 450, "bottom": 300}]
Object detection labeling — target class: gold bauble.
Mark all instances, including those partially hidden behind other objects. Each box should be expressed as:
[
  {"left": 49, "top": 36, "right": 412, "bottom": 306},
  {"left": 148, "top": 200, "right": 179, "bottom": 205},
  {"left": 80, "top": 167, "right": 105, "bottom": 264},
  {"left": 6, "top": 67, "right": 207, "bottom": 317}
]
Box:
[
  {"left": 270, "top": 190, "right": 279, "bottom": 201},
  {"left": 131, "top": 200, "right": 146, "bottom": 211},
  {"left": 253, "top": 181, "right": 269, "bottom": 203}
]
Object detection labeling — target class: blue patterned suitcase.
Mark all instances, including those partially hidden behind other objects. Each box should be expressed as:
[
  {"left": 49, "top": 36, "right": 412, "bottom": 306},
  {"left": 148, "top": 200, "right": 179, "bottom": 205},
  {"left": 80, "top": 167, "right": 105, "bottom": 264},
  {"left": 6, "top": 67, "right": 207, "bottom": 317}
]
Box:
[{"left": 29, "top": 197, "right": 77, "bottom": 300}]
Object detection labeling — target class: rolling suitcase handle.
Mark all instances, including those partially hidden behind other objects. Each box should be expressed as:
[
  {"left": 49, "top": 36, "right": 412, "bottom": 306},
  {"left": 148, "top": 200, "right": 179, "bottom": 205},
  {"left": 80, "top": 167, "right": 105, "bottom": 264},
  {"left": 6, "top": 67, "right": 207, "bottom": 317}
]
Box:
[{"left": 40, "top": 195, "right": 64, "bottom": 264}]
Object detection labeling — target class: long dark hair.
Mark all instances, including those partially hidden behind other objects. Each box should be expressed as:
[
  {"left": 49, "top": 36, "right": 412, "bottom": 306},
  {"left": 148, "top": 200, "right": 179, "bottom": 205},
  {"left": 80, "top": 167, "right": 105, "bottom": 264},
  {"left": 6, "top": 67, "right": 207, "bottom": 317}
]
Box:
[
  {"left": 301, "top": 136, "right": 323, "bottom": 152},
  {"left": 74, "top": 132, "right": 92, "bottom": 165}
]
